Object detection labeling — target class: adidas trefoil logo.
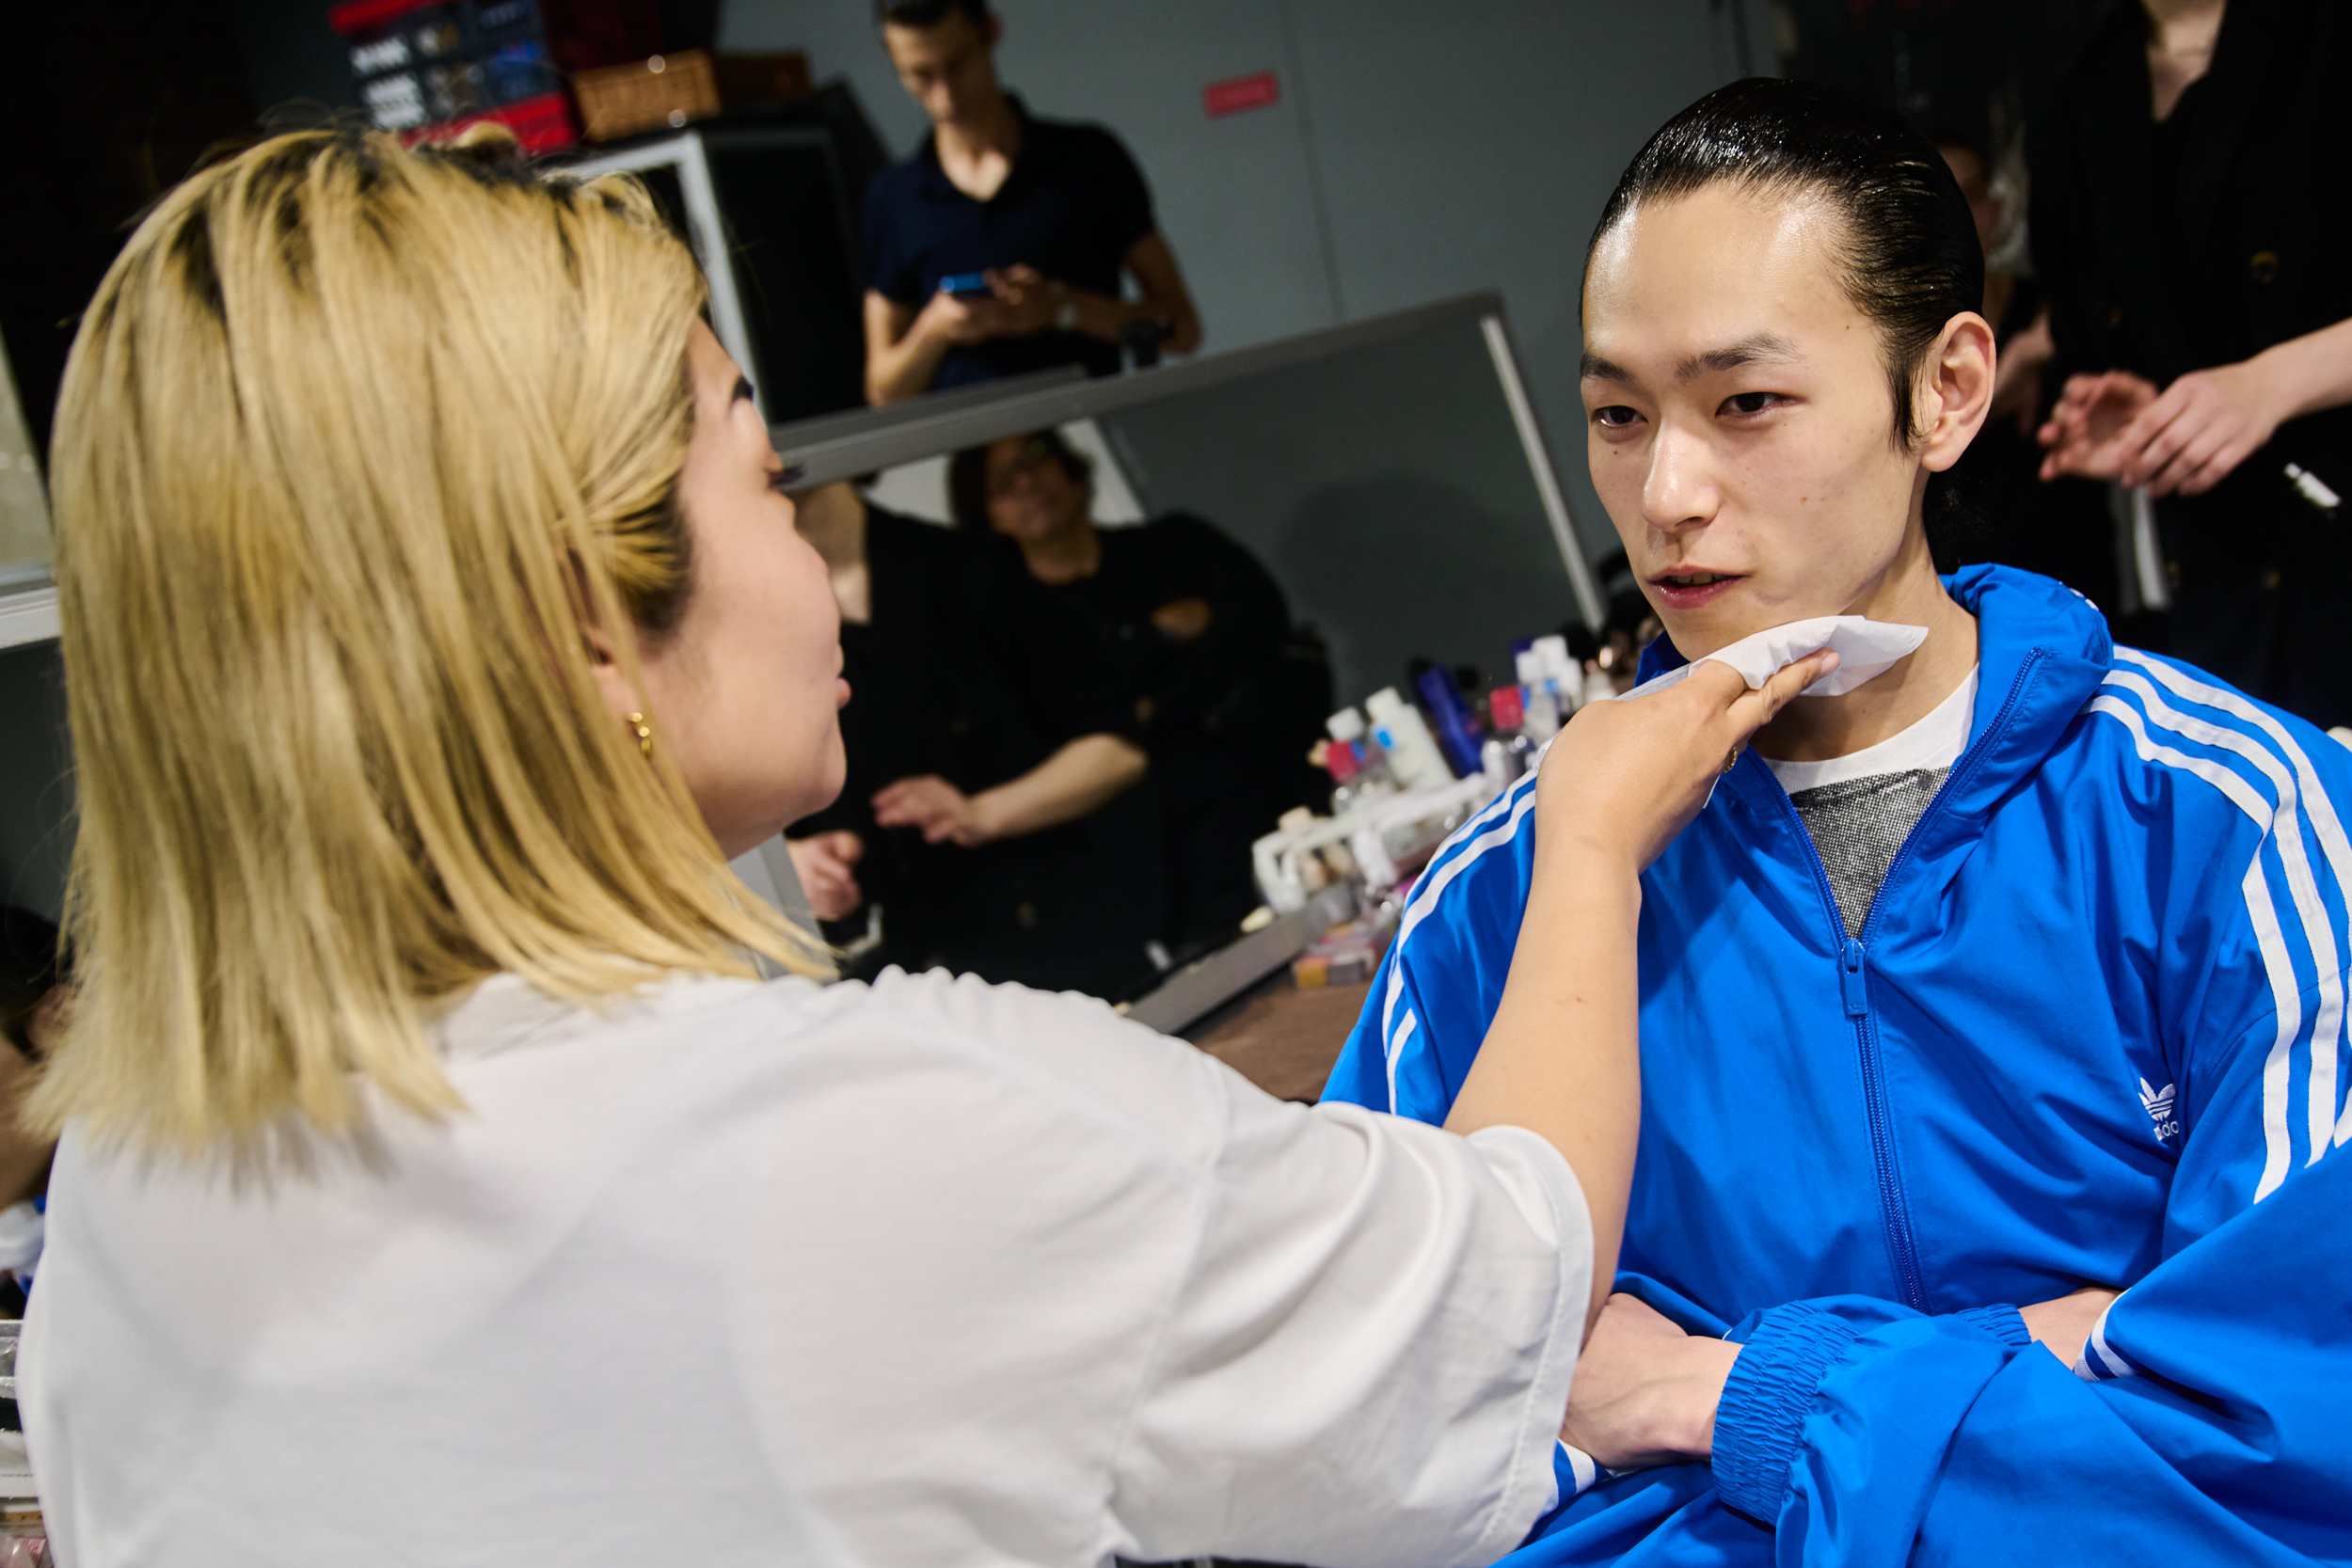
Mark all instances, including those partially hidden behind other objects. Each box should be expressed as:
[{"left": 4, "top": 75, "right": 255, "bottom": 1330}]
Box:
[{"left": 2139, "top": 1077, "right": 2181, "bottom": 1143}]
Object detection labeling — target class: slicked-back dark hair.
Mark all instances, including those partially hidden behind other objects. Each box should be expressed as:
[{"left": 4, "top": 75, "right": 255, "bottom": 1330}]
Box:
[
  {"left": 875, "top": 0, "right": 991, "bottom": 30},
  {"left": 1588, "top": 79, "right": 1985, "bottom": 559}
]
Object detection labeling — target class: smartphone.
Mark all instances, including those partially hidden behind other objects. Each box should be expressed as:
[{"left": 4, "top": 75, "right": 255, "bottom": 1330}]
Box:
[{"left": 938, "top": 271, "right": 993, "bottom": 300}]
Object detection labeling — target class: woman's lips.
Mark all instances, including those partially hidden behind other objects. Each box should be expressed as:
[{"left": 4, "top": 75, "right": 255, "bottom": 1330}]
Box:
[{"left": 1650, "top": 572, "right": 1745, "bottom": 611}]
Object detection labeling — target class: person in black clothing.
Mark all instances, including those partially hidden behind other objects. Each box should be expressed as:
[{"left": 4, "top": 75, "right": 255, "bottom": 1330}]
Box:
[
  {"left": 1933, "top": 133, "right": 2119, "bottom": 615},
  {"left": 951, "top": 431, "right": 1327, "bottom": 947},
  {"left": 2032, "top": 0, "right": 2352, "bottom": 727},
  {"left": 784, "top": 482, "right": 1161, "bottom": 998},
  {"left": 860, "top": 0, "right": 1202, "bottom": 403}
]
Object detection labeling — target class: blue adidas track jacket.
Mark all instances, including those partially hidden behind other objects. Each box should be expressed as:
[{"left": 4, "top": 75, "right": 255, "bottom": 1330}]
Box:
[{"left": 1324, "top": 565, "right": 2352, "bottom": 1566}]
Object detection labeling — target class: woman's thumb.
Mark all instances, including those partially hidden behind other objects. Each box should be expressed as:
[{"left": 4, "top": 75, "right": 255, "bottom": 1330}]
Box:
[{"left": 1755, "top": 647, "right": 1839, "bottom": 722}]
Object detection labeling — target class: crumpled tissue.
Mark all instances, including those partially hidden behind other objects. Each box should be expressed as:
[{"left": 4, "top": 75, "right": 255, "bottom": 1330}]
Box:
[{"left": 1615, "top": 615, "right": 1929, "bottom": 702}]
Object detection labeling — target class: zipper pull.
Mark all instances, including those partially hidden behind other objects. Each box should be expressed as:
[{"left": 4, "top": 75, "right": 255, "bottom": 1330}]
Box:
[{"left": 1840, "top": 938, "right": 1868, "bottom": 1017}]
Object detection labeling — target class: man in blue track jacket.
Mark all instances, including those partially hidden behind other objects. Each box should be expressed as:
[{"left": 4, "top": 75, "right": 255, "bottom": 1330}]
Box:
[
  {"left": 1324, "top": 81, "right": 2352, "bottom": 1566},
  {"left": 1328, "top": 564, "right": 2352, "bottom": 1563}
]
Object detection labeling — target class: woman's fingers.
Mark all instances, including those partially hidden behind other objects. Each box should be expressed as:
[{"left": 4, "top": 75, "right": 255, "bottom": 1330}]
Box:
[
  {"left": 1693, "top": 647, "right": 1837, "bottom": 752},
  {"left": 1741, "top": 648, "right": 1839, "bottom": 732}
]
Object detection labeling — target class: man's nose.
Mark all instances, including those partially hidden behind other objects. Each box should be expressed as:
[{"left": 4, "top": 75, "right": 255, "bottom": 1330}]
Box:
[{"left": 1641, "top": 423, "right": 1721, "bottom": 534}]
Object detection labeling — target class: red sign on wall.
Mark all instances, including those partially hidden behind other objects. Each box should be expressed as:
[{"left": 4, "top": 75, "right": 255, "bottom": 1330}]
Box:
[{"left": 1202, "top": 71, "right": 1279, "bottom": 119}]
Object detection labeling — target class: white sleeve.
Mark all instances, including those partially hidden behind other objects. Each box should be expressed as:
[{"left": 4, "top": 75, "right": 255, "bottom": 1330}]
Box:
[{"left": 1108, "top": 1081, "right": 1591, "bottom": 1568}]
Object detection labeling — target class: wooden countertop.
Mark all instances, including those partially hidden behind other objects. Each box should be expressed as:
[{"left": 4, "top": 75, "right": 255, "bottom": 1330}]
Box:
[{"left": 1190, "top": 978, "right": 1373, "bottom": 1103}]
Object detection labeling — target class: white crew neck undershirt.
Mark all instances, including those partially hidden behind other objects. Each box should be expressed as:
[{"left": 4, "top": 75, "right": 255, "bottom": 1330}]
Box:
[{"left": 1763, "top": 667, "right": 1979, "bottom": 794}]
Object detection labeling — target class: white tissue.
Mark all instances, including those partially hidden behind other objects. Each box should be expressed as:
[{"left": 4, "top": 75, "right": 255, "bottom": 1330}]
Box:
[{"left": 1616, "top": 615, "right": 1929, "bottom": 702}]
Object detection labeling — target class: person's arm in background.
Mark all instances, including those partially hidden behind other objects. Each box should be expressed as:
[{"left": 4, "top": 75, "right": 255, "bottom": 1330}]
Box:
[
  {"left": 1113, "top": 232, "right": 1200, "bottom": 355},
  {"left": 979, "top": 130, "right": 1200, "bottom": 360},
  {"left": 1133, "top": 515, "right": 1287, "bottom": 729},
  {"left": 2049, "top": 316, "right": 2352, "bottom": 497},
  {"left": 975, "top": 237, "right": 1200, "bottom": 362},
  {"left": 870, "top": 734, "right": 1146, "bottom": 847},
  {"left": 865, "top": 289, "right": 977, "bottom": 405},
  {"left": 785, "top": 830, "right": 866, "bottom": 923}
]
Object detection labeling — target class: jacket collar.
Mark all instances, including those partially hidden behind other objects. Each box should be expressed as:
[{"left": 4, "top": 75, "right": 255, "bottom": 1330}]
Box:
[{"left": 1633, "top": 564, "right": 2116, "bottom": 829}]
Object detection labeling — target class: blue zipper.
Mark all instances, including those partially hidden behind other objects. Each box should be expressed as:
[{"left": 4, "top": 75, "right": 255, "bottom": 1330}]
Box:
[{"left": 1767, "top": 647, "right": 2046, "bottom": 1315}]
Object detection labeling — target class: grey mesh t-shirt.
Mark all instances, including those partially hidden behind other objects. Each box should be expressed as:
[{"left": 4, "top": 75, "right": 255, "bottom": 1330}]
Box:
[{"left": 1765, "top": 670, "right": 1979, "bottom": 939}]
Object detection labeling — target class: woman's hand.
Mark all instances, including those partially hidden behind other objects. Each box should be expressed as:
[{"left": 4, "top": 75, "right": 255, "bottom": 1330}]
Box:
[
  {"left": 2038, "top": 370, "right": 2161, "bottom": 482},
  {"left": 2040, "top": 362, "right": 2287, "bottom": 496},
  {"left": 786, "top": 831, "right": 866, "bottom": 922},
  {"left": 2110, "top": 361, "right": 2288, "bottom": 497},
  {"left": 1536, "top": 648, "right": 1841, "bottom": 875},
  {"left": 872, "top": 776, "right": 997, "bottom": 847}
]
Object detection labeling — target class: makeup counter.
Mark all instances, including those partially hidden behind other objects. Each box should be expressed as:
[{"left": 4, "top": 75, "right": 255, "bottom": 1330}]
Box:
[{"left": 745, "top": 293, "right": 1614, "bottom": 1082}]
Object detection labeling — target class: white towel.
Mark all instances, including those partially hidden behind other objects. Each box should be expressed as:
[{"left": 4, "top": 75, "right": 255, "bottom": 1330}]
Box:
[{"left": 1615, "top": 615, "right": 1929, "bottom": 702}]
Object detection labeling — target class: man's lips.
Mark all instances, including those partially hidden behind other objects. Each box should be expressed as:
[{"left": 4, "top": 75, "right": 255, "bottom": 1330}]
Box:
[{"left": 1650, "top": 570, "right": 1746, "bottom": 609}]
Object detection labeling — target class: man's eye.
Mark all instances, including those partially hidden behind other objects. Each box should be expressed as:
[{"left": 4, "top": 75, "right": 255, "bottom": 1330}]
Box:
[
  {"left": 1723, "top": 391, "right": 1782, "bottom": 416},
  {"left": 1593, "top": 405, "right": 1641, "bottom": 428}
]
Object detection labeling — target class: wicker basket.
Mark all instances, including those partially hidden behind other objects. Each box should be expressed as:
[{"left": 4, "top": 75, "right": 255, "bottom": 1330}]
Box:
[{"left": 573, "top": 49, "right": 808, "bottom": 142}]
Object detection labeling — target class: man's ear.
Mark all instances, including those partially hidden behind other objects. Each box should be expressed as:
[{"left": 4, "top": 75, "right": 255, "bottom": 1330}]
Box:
[{"left": 1918, "top": 311, "right": 1997, "bottom": 475}]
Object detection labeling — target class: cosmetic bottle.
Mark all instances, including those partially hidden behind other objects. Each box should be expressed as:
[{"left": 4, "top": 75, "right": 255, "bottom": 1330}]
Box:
[
  {"left": 1514, "top": 650, "right": 1562, "bottom": 743},
  {"left": 1486, "top": 685, "right": 1537, "bottom": 784},
  {"left": 1364, "top": 687, "right": 1454, "bottom": 790},
  {"left": 1326, "top": 707, "right": 1401, "bottom": 795}
]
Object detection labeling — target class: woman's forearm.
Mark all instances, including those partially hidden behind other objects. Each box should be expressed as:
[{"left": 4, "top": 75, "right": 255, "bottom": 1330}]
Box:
[
  {"left": 2252, "top": 316, "right": 2352, "bottom": 425},
  {"left": 1445, "top": 837, "right": 1644, "bottom": 1332},
  {"left": 972, "top": 735, "right": 1147, "bottom": 842}
]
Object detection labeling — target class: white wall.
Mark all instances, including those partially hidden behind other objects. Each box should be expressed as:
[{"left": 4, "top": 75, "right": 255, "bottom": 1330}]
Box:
[{"left": 719, "top": 0, "right": 1776, "bottom": 557}]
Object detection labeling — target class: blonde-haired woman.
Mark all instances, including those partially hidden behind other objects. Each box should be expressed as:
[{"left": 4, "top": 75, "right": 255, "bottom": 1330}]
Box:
[{"left": 20, "top": 130, "right": 1830, "bottom": 1567}]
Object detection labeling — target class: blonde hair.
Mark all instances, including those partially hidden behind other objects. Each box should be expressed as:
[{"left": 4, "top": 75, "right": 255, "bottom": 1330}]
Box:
[{"left": 35, "top": 128, "right": 827, "bottom": 1155}]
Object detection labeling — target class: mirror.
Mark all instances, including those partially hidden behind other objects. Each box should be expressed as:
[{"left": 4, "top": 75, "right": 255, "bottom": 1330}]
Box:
[{"left": 774, "top": 293, "right": 1602, "bottom": 1005}]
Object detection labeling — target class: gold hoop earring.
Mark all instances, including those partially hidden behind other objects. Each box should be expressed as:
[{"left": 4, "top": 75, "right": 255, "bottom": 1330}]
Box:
[{"left": 625, "top": 711, "right": 654, "bottom": 759}]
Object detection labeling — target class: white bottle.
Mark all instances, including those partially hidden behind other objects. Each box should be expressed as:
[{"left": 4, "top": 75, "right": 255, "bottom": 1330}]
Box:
[
  {"left": 1364, "top": 687, "right": 1454, "bottom": 790},
  {"left": 1534, "top": 635, "right": 1581, "bottom": 718},
  {"left": 1514, "top": 649, "right": 1561, "bottom": 743}
]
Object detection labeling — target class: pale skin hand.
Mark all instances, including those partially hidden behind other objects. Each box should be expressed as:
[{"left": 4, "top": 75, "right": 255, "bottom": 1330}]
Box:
[
  {"left": 1562, "top": 1284, "right": 2127, "bottom": 1467},
  {"left": 786, "top": 830, "right": 865, "bottom": 922},
  {"left": 869, "top": 734, "right": 1145, "bottom": 847},
  {"left": 2039, "top": 318, "right": 2352, "bottom": 497},
  {"left": 1447, "top": 652, "right": 1838, "bottom": 1332}
]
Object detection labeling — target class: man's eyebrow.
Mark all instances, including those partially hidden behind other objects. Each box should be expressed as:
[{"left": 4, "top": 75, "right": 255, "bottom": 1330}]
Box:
[
  {"left": 1675, "top": 333, "right": 1801, "bottom": 382},
  {"left": 1580, "top": 352, "right": 1633, "bottom": 382}
]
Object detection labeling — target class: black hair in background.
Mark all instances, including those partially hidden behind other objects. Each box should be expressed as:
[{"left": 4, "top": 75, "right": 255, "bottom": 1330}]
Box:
[{"left": 947, "top": 429, "right": 1091, "bottom": 532}]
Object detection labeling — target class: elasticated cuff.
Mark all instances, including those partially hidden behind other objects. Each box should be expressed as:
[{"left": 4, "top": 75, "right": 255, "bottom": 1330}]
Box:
[
  {"left": 1711, "top": 1301, "right": 1858, "bottom": 1522},
  {"left": 1952, "top": 1303, "right": 2031, "bottom": 1348}
]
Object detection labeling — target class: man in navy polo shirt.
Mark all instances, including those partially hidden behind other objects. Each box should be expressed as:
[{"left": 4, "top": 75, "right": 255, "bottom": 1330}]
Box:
[{"left": 862, "top": 0, "right": 1203, "bottom": 403}]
